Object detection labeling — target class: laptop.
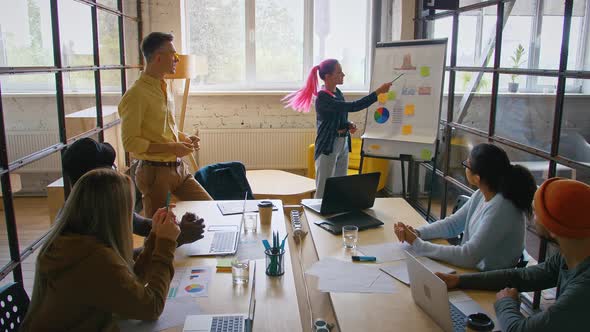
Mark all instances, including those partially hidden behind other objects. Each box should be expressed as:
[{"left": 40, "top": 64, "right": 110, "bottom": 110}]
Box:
[
  {"left": 406, "top": 251, "right": 497, "bottom": 332},
  {"left": 183, "top": 262, "right": 256, "bottom": 332},
  {"left": 186, "top": 194, "right": 247, "bottom": 256},
  {"left": 302, "top": 172, "right": 380, "bottom": 215}
]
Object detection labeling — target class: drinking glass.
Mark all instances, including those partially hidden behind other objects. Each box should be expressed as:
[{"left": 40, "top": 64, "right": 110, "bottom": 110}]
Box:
[
  {"left": 243, "top": 213, "right": 258, "bottom": 233},
  {"left": 231, "top": 259, "right": 249, "bottom": 285},
  {"left": 342, "top": 225, "right": 359, "bottom": 249}
]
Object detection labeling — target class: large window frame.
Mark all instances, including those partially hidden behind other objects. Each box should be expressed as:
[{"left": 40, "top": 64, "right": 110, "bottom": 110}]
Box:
[
  {"left": 413, "top": 0, "right": 590, "bottom": 310},
  {"left": 0, "top": 0, "right": 141, "bottom": 286},
  {"left": 183, "top": 0, "right": 373, "bottom": 92}
]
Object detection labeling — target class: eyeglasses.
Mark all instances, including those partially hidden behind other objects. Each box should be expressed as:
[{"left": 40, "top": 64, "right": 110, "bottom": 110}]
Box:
[{"left": 461, "top": 159, "right": 471, "bottom": 170}]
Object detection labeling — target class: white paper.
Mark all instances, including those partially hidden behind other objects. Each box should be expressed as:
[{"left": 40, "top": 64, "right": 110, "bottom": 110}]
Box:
[
  {"left": 306, "top": 258, "right": 396, "bottom": 294},
  {"left": 380, "top": 256, "right": 455, "bottom": 285},
  {"left": 118, "top": 296, "right": 201, "bottom": 332},
  {"left": 169, "top": 266, "right": 212, "bottom": 299},
  {"left": 357, "top": 242, "right": 415, "bottom": 263},
  {"left": 235, "top": 233, "right": 267, "bottom": 261}
]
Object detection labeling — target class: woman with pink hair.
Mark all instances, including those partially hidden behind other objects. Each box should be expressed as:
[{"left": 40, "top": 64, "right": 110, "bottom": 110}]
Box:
[{"left": 283, "top": 59, "right": 392, "bottom": 197}]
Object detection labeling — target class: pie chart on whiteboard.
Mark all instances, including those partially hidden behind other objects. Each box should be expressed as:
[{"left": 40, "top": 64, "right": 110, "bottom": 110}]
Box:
[{"left": 374, "top": 107, "right": 390, "bottom": 124}]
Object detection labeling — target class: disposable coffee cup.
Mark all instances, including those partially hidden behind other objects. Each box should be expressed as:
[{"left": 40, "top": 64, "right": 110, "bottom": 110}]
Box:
[
  {"left": 466, "top": 313, "right": 494, "bottom": 331},
  {"left": 258, "top": 201, "right": 273, "bottom": 225}
]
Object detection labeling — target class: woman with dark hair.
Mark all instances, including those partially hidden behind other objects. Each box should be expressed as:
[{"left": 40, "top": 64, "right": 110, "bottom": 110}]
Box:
[
  {"left": 394, "top": 143, "right": 537, "bottom": 271},
  {"left": 283, "top": 59, "right": 392, "bottom": 197}
]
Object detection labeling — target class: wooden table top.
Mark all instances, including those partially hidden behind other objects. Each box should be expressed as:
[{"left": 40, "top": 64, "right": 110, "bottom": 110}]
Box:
[
  {"left": 303, "top": 198, "right": 498, "bottom": 332},
  {"left": 246, "top": 170, "right": 315, "bottom": 197},
  {"left": 164, "top": 199, "right": 302, "bottom": 332}
]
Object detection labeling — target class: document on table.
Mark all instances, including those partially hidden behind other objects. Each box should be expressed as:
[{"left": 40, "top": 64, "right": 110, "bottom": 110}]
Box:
[
  {"left": 357, "top": 242, "right": 415, "bottom": 263},
  {"left": 380, "top": 256, "right": 455, "bottom": 285},
  {"left": 118, "top": 296, "right": 201, "bottom": 332},
  {"left": 217, "top": 200, "right": 278, "bottom": 215},
  {"left": 306, "top": 257, "right": 396, "bottom": 294}
]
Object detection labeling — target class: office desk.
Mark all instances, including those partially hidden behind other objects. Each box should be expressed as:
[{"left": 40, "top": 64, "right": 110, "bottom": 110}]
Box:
[
  {"left": 302, "top": 198, "right": 497, "bottom": 332},
  {"left": 169, "top": 200, "right": 302, "bottom": 331}
]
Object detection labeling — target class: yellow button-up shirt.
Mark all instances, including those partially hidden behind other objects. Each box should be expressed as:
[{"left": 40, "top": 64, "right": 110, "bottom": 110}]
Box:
[{"left": 118, "top": 73, "right": 188, "bottom": 161}]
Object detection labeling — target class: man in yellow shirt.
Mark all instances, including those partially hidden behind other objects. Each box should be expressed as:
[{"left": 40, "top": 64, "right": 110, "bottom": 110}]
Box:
[{"left": 119, "top": 32, "right": 212, "bottom": 217}]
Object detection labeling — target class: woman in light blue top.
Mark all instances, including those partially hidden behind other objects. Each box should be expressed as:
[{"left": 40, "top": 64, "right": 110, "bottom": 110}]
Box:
[{"left": 394, "top": 143, "right": 537, "bottom": 271}]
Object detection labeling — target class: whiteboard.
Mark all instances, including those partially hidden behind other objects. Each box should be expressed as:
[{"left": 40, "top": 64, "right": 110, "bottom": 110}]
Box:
[{"left": 362, "top": 39, "right": 447, "bottom": 160}]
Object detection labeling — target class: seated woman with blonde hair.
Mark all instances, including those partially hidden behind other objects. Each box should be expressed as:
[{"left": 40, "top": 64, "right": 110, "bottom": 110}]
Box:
[{"left": 20, "top": 168, "right": 180, "bottom": 331}]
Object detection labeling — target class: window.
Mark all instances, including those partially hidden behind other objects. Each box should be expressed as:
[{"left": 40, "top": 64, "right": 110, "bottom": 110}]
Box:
[
  {"left": 185, "top": 0, "right": 370, "bottom": 91},
  {"left": 432, "top": 0, "right": 589, "bottom": 93},
  {"left": 0, "top": 0, "right": 122, "bottom": 93}
]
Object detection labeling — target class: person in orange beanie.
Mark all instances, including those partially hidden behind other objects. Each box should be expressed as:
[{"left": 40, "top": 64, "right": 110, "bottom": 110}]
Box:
[{"left": 436, "top": 177, "right": 590, "bottom": 332}]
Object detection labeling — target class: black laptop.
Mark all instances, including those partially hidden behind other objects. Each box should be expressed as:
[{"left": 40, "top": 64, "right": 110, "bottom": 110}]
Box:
[
  {"left": 303, "top": 172, "right": 381, "bottom": 215},
  {"left": 302, "top": 172, "right": 384, "bottom": 234}
]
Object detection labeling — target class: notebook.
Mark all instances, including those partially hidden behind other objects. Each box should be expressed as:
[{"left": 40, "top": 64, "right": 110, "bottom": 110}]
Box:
[
  {"left": 313, "top": 210, "right": 384, "bottom": 235},
  {"left": 302, "top": 172, "right": 380, "bottom": 215}
]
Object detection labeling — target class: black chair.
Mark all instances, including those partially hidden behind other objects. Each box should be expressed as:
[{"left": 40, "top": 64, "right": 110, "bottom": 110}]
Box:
[
  {"left": 446, "top": 195, "right": 470, "bottom": 245},
  {"left": 195, "top": 161, "right": 254, "bottom": 200},
  {"left": 0, "top": 282, "right": 29, "bottom": 331}
]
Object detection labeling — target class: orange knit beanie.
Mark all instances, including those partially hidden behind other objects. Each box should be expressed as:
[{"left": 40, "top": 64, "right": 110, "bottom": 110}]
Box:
[{"left": 534, "top": 177, "right": 590, "bottom": 238}]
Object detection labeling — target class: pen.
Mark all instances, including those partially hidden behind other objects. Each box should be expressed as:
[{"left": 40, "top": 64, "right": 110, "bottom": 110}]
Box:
[
  {"left": 352, "top": 256, "right": 377, "bottom": 262},
  {"left": 165, "top": 191, "right": 172, "bottom": 211}
]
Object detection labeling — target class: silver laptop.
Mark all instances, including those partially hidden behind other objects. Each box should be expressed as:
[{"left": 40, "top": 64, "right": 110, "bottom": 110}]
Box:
[
  {"left": 183, "top": 262, "right": 256, "bottom": 332},
  {"left": 406, "top": 251, "right": 497, "bottom": 332},
  {"left": 186, "top": 194, "right": 247, "bottom": 256}
]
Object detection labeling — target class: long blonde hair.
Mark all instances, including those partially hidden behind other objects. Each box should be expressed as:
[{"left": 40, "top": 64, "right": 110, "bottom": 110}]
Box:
[{"left": 21, "top": 168, "right": 135, "bottom": 329}]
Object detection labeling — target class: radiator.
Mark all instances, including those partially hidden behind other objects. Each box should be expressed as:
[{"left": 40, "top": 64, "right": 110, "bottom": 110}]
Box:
[
  {"left": 6, "top": 131, "right": 61, "bottom": 172},
  {"left": 197, "top": 128, "right": 316, "bottom": 169}
]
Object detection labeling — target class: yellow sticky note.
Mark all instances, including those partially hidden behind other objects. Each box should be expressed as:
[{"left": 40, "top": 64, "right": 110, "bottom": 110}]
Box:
[
  {"left": 420, "top": 66, "right": 431, "bottom": 77},
  {"left": 388, "top": 91, "right": 397, "bottom": 100},
  {"left": 404, "top": 104, "right": 415, "bottom": 115},
  {"left": 370, "top": 144, "right": 381, "bottom": 150},
  {"left": 378, "top": 93, "right": 388, "bottom": 104},
  {"left": 402, "top": 125, "right": 413, "bottom": 135}
]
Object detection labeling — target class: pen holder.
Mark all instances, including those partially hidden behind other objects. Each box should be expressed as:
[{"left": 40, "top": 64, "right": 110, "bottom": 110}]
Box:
[{"left": 264, "top": 248, "right": 285, "bottom": 277}]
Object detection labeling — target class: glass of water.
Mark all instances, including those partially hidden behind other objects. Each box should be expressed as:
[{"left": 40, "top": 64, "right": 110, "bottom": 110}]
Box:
[
  {"left": 231, "top": 259, "right": 249, "bottom": 285},
  {"left": 243, "top": 213, "right": 258, "bottom": 233},
  {"left": 342, "top": 225, "right": 359, "bottom": 249}
]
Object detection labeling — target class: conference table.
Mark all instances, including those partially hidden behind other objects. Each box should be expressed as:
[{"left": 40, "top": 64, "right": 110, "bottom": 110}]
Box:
[
  {"left": 159, "top": 199, "right": 302, "bottom": 331},
  {"left": 300, "top": 198, "right": 498, "bottom": 332}
]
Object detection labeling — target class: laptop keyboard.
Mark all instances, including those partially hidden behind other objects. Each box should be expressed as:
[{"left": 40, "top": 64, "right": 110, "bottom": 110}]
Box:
[
  {"left": 210, "top": 315, "right": 243, "bottom": 332},
  {"left": 210, "top": 232, "right": 236, "bottom": 253},
  {"left": 450, "top": 302, "right": 467, "bottom": 331}
]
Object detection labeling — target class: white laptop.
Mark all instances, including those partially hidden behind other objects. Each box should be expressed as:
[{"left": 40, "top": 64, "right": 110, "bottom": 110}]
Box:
[
  {"left": 183, "top": 262, "right": 256, "bottom": 332},
  {"left": 406, "top": 251, "right": 498, "bottom": 332},
  {"left": 186, "top": 194, "right": 247, "bottom": 256}
]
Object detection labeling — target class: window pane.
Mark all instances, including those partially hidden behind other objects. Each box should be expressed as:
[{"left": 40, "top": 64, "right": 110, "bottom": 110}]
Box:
[
  {"left": 561, "top": 79, "right": 590, "bottom": 166},
  {"left": 496, "top": 74, "right": 557, "bottom": 153},
  {"left": 0, "top": 0, "right": 54, "bottom": 67},
  {"left": 186, "top": 0, "right": 246, "bottom": 86},
  {"left": 457, "top": 14, "right": 480, "bottom": 67},
  {"left": 500, "top": 13, "right": 533, "bottom": 70},
  {"left": 433, "top": 16, "right": 453, "bottom": 66},
  {"left": 64, "top": 70, "right": 94, "bottom": 93},
  {"left": 101, "top": 69, "right": 121, "bottom": 93},
  {"left": 97, "top": 0, "right": 118, "bottom": 9},
  {"left": 98, "top": 10, "right": 121, "bottom": 66},
  {"left": 1, "top": 75, "right": 61, "bottom": 164},
  {"left": 452, "top": 71, "right": 492, "bottom": 132},
  {"left": 255, "top": 0, "right": 303, "bottom": 83},
  {"left": 124, "top": 17, "right": 139, "bottom": 66},
  {"left": 59, "top": 0, "right": 94, "bottom": 67},
  {"left": 314, "top": 0, "right": 369, "bottom": 90}
]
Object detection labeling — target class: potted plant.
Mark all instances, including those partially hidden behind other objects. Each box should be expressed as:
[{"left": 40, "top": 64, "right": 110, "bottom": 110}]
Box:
[{"left": 509, "top": 44, "right": 526, "bottom": 93}]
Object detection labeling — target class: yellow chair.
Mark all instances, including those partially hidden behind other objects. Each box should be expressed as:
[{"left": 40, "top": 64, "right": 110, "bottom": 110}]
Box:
[{"left": 307, "top": 137, "right": 390, "bottom": 191}]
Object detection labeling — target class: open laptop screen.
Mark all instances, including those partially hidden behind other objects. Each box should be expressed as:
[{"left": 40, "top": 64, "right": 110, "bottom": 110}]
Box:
[{"left": 320, "top": 172, "right": 380, "bottom": 215}]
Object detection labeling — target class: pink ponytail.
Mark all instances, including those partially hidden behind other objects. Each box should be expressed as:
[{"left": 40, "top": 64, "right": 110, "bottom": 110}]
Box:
[
  {"left": 282, "top": 65, "right": 320, "bottom": 113},
  {"left": 282, "top": 59, "right": 339, "bottom": 113}
]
